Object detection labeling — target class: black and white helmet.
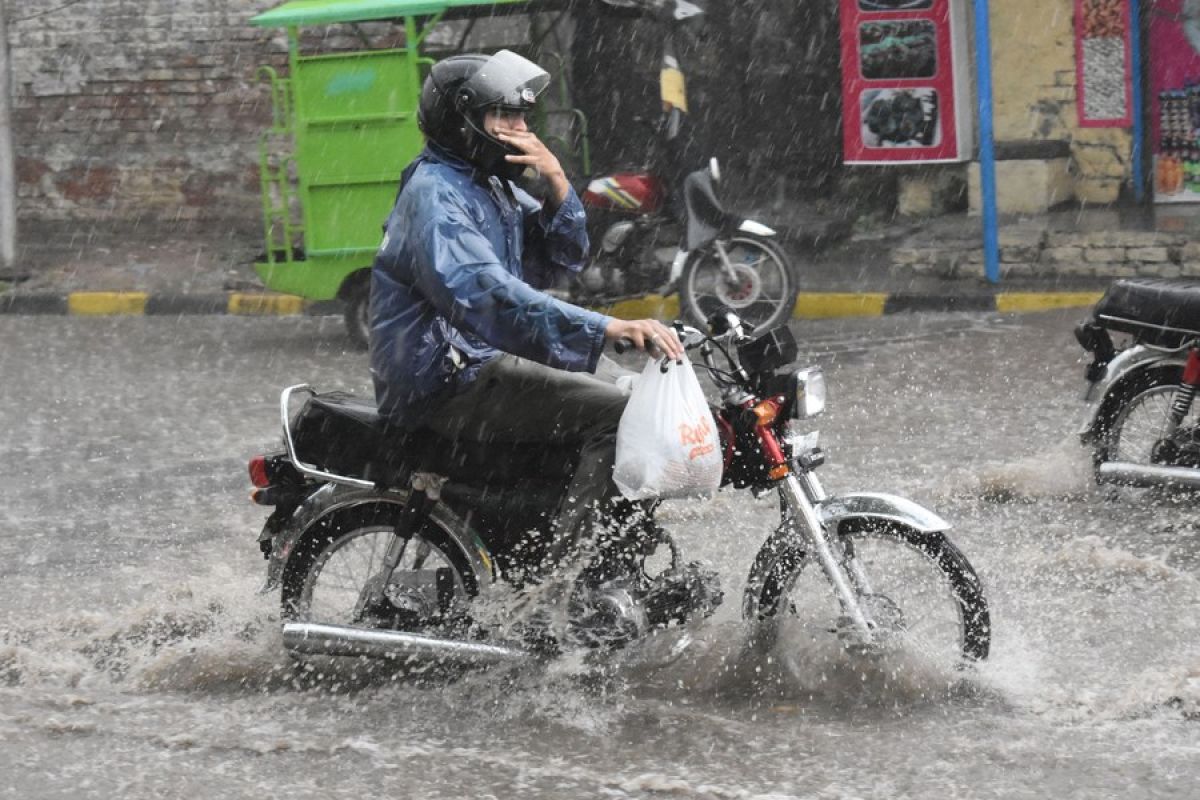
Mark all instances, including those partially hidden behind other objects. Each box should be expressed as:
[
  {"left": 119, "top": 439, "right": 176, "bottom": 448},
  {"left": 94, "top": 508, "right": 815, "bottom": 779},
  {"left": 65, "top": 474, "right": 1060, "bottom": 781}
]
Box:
[{"left": 417, "top": 50, "right": 550, "bottom": 181}]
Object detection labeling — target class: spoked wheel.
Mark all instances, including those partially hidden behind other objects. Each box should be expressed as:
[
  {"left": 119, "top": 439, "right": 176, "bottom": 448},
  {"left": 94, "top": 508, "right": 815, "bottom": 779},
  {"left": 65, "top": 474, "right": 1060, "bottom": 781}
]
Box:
[
  {"left": 1097, "top": 366, "right": 1200, "bottom": 480},
  {"left": 282, "top": 519, "right": 476, "bottom": 631},
  {"left": 746, "top": 522, "right": 990, "bottom": 673},
  {"left": 679, "top": 235, "right": 798, "bottom": 332}
]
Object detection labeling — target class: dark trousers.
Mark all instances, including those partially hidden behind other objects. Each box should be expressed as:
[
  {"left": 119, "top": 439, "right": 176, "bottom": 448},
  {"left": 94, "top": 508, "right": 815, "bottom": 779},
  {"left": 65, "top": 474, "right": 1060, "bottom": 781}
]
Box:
[{"left": 424, "top": 354, "right": 628, "bottom": 564}]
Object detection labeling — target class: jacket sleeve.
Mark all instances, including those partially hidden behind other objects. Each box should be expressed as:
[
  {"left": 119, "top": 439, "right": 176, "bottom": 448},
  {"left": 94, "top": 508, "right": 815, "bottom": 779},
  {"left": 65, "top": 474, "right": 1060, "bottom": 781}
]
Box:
[
  {"left": 518, "top": 185, "right": 590, "bottom": 289},
  {"left": 411, "top": 190, "right": 610, "bottom": 373}
]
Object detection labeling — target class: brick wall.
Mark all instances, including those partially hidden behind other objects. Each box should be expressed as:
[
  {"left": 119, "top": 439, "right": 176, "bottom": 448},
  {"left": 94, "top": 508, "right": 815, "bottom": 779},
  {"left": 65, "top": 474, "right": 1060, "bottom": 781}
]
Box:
[{"left": 10, "top": 0, "right": 284, "bottom": 224}]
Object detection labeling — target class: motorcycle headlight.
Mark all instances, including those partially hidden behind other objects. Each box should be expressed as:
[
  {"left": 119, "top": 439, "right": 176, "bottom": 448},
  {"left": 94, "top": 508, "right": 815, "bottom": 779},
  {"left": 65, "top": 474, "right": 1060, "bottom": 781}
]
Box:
[{"left": 790, "top": 367, "right": 826, "bottom": 419}]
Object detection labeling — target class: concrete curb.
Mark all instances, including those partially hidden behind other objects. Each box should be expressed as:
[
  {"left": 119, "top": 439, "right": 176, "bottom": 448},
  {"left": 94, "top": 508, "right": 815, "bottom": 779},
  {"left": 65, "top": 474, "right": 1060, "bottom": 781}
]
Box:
[{"left": 0, "top": 289, "right": 1105, "bottom": 319}]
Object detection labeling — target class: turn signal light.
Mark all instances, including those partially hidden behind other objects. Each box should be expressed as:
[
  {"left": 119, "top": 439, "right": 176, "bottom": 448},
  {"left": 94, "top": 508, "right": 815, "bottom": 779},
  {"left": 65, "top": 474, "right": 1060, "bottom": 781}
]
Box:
[
  {"left": 752, "top": 400, "right": 780, "bottom": 426},
  {"left": 248, "top": 455, "right": 270, "bottom": 488}
]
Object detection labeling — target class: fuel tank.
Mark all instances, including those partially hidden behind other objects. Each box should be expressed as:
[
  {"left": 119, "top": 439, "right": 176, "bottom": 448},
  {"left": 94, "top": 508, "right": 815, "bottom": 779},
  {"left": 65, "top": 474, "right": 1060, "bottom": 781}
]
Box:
[{"left": 582, "top": 173, "right": 666, "bottom": 214}]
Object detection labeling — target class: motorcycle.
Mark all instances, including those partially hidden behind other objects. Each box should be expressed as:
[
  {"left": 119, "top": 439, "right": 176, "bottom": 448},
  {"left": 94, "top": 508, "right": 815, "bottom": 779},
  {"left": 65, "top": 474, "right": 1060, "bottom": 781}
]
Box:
[
  {"left": 247, "top": 310, "right": 990, "bottom": 670},
  {"left": 554, "top": 0, "right": 800, "bottom": 333},
  {"left": 1076, "top": 278, "right": 1200, "bottom": 489}
]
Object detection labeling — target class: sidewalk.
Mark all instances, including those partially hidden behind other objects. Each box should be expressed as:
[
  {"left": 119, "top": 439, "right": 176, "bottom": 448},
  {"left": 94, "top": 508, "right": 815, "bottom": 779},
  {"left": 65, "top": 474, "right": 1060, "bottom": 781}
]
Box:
[{"left": 2, "top": 205, "right": 1191, "bottom": 319}]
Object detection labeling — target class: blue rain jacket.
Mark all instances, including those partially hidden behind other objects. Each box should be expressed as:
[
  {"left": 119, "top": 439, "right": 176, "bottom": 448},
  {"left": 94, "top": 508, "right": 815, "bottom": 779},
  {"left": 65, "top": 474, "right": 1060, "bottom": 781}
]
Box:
[{"left": 369, "top": 144, "right": 609, "bottom": 428}]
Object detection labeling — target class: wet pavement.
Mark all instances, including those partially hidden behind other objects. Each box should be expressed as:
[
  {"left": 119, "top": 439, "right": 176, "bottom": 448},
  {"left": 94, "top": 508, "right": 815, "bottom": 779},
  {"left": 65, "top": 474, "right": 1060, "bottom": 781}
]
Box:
[{"left": 0, "top": 310, "right": 1198, "bottom": 799}]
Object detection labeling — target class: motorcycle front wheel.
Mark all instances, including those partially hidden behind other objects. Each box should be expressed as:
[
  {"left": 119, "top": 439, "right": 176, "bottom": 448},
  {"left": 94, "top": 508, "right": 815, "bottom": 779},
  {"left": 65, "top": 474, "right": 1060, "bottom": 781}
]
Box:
[
  {"left": 745, "top": 521, "right": 990, "bottom": 671},
  {"left": 679, "top": 235, "right": 798, "bottom": 332}
]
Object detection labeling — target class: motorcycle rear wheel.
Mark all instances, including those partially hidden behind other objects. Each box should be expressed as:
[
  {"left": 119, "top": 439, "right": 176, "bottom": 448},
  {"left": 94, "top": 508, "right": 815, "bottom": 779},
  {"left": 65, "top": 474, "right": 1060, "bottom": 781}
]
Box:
[
  {"left": 281, "top": 518, "right": 476, "bottom": 630},
  {"left": 746, "top": 522, "right": 990, "bottom": 671},
  {"left": 679, "top": 235, "right": 798, "bottom": 332},
  {"left": 1097, "top": 365, "right": 1200, "bottom": 477}
]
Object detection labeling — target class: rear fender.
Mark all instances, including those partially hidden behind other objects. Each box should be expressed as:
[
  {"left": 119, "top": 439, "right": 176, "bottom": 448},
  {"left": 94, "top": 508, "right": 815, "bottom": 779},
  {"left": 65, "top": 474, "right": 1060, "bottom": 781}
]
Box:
[
  {"left": 738, "top": 220, "right": 776, "bottom": 237},
  {"left": 1077, "top": 346, "right": 1188, "bottom": 441},
  {"left": 261, "top": 483, "right": 494, "bottom": 592}
]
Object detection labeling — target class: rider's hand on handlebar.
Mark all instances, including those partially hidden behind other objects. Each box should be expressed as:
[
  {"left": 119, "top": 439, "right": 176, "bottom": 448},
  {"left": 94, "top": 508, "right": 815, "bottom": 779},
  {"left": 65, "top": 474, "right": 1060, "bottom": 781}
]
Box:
[{"left": 605, "top": 318, "right": 684, "bottom": 361}]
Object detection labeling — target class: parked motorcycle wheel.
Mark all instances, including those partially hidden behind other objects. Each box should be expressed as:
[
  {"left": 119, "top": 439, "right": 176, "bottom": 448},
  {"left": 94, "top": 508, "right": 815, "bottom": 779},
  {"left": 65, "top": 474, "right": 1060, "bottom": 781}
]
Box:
[
  {"left": 341, "top": 272, "right": 371, "bottom": 351},
  {"left": 1096, "top": 365, "right": 1200, "bottom": 477},
  {"left": 281, "top": 515, "right": 477, "bottom": 630},
  {"left": 679, "top": 235, "right": 798, "bottom": 332},
  {"left": 745, "top": 522, "right": 990, "bottom": 668}
]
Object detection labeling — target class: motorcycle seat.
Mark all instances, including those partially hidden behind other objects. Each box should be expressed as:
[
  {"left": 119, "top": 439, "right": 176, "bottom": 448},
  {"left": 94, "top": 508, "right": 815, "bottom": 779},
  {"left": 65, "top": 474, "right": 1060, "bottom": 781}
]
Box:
[
  {"left": 291, "top": 391, "right": 578, "bottom": 489},
  {"left": 1094, "top": 278, "right": 1200, "bottom": 347}
]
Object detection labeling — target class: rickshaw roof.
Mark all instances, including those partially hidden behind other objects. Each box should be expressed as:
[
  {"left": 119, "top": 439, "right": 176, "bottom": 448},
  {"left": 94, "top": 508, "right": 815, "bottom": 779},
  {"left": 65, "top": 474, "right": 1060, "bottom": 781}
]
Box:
[{"left": 251, "top": 0, "right": 528, "bottom": 28}]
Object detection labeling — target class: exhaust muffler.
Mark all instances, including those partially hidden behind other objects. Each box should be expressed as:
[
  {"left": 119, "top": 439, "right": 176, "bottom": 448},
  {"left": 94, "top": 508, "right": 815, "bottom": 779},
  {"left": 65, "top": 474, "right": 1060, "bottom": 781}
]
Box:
[
  {"left": 283, "top": 622, "right": 531, "bottom": 667},
  {"left": 1097, "top": 461, "right": 1200, "bottom": 490}
]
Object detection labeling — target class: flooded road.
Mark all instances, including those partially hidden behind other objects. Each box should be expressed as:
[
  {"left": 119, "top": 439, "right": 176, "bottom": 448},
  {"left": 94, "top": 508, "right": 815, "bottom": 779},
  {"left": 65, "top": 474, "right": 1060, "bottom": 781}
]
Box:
[{"left": 1, "top": 310, "right": 1197, "bottom": 798}]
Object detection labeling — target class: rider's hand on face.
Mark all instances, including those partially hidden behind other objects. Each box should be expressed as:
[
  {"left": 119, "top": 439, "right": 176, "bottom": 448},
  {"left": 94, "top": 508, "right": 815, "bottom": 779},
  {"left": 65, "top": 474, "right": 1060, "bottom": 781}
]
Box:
[
  {"left": 483, "top": 110, "right": 682, "bottom": 363},
  {"left": 485, "top": 110, "right": 570, "bottom": 207}
]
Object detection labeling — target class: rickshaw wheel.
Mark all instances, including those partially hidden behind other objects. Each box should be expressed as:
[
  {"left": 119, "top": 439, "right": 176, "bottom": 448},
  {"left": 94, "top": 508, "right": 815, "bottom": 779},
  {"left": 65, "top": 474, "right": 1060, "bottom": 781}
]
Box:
[{"left": 342, "top": 271, "right": 371, "bottom": 350}]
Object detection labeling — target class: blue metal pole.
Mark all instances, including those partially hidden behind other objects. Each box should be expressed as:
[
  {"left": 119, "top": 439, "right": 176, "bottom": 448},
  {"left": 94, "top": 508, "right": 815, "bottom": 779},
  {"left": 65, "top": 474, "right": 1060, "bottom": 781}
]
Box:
[
  {"left": 1129, "top": 0, "right": 1146, "bottom": 203},
  {"left": 974, "top": 0, "right": 1000, "bottom": 284}
]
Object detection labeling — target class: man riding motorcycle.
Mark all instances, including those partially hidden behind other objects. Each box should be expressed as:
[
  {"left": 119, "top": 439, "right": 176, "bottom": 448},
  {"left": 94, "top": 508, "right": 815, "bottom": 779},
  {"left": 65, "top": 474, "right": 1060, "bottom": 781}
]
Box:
[{"left": 369, "top": 50, "right": 683, "bottom": 573}]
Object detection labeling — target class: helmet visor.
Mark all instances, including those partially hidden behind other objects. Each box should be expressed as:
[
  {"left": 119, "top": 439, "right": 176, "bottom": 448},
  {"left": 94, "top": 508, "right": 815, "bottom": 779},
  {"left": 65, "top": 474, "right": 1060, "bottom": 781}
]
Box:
[{"left": 460, "top": 49, "right": 550, "bottom": 111}]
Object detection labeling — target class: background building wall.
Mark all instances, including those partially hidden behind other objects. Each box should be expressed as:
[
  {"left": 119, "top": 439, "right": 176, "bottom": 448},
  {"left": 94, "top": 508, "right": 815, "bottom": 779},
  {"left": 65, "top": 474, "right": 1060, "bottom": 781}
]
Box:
[
  {"left": 990, "top": 0, "right": 1132, "bottom": 203},
  {"left": 5, "top": 0, "right": 1138, "bottom": 232},
  {"left": 10, "top": 0, "right": 283, "bottom": 225},
  {"left": 6, "top": 0, "right": 846, "bottom": 229}
]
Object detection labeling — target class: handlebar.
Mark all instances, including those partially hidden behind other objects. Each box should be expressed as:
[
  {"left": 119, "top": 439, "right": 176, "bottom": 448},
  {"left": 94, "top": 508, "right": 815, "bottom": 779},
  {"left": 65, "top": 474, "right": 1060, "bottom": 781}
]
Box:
[
  {"left": 609, "top": 315, "right": 757, "bottom": 391},
  {"left": 612, "top": 322, "right": 706, "bottom": 356}
]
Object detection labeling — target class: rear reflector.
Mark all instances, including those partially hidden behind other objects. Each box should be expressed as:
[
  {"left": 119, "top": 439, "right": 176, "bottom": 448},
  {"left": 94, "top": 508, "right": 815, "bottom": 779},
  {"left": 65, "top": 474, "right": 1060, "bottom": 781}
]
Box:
[{"left": 248, "top": 455, "right": 270, "bottom": 488}]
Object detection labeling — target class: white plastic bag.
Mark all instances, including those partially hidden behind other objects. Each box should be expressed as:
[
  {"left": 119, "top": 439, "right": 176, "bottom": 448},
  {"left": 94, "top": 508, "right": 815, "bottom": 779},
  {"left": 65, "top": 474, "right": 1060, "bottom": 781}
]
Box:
[{"left": 612, "top": 356, "right": 723, "bottom": 501}]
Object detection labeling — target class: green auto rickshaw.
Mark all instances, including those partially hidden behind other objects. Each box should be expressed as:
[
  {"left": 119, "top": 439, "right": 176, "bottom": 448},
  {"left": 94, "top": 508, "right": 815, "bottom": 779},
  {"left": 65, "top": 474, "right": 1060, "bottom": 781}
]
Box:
[{"left": 250, "top": 0, "right": 586, "bottom": 347}]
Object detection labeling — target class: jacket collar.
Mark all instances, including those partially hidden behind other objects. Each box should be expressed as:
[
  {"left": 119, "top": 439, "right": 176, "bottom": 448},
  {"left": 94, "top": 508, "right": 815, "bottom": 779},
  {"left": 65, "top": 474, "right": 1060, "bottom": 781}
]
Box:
[
  {"left": 424, "top": 141, "right": 475, "bottom": 174},
  {"left": 423, "top": 141, "right": 515, "bottom": 203}
]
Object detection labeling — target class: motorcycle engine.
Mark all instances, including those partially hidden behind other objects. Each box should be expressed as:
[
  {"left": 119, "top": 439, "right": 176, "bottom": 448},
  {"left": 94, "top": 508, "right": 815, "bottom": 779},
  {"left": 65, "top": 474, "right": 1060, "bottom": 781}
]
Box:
[
  {"left": 642, "top": 562, "right": 723, "bottom": 627},
  {"left": 567, "top": 563, "right": 723, "bottom": 649},
  {"left": 568, "top": 579, "right": 648, "bottom": 648},
  {"left": 578, "top": 215, "right": 678, "bottom": 298}
]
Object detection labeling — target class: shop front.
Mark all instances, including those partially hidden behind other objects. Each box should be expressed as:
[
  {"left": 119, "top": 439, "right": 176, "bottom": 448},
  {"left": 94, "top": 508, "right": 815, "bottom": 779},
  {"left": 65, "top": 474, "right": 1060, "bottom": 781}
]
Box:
[{"left": 1149, "top": 0, "right": 1200, "bottom": 203}]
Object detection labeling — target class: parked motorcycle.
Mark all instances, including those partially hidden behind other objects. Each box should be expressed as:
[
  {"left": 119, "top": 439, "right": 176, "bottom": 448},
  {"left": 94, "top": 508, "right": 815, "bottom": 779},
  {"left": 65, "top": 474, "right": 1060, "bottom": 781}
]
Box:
[
  {"left": 1077, "top": 278, "right": 1200, "bottom": 489},
  {"left": 564, "top": 0, "right": 800, "bottom": 332},
  {"left": 247, "top": 310, "right": 990, "bottom": 671}
]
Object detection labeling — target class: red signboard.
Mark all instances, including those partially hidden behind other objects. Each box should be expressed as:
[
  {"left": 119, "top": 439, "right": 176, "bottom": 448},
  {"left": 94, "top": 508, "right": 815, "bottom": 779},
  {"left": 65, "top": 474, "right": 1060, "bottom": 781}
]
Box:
[
  {"left": 839, "top": 0, "right": 971, "bottom": 164},
  {"left": 1074, "top": 0, "right": 1134, "bottom": 128}
]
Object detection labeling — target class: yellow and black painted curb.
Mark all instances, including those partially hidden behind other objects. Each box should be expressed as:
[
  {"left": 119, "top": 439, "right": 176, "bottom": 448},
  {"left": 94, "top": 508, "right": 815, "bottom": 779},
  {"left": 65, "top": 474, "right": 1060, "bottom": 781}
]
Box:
[
  {"left": 0, "top": 290, "right": 1105, "bottom": 319},
  {"left": 0, "top": 291, "right": 313, "bottom": 316}
]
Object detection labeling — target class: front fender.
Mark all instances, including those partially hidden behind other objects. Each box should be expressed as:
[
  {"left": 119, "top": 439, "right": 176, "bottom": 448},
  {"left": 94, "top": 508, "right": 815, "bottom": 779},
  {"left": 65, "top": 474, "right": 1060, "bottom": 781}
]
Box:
[
  {"left": 816, "top": 492, "right": 950, "bottom": 535},
  {"left": 742, "top": 491, "right": 947, "bottom": 622},
  {"left": 1077, "top": 345, "right": 1189, "bottom": 441}
]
